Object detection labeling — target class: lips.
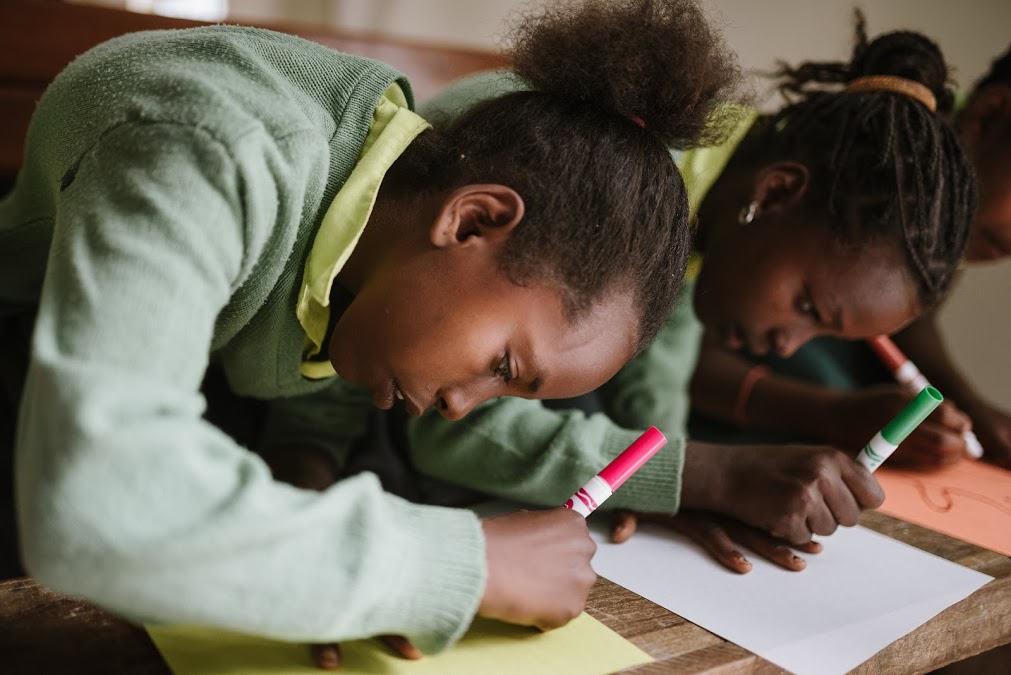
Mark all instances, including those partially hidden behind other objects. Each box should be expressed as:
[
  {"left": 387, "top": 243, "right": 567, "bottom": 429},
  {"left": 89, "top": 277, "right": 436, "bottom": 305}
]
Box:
[{"left": 375, "top": 378, "right": 425, "bottom": 417}]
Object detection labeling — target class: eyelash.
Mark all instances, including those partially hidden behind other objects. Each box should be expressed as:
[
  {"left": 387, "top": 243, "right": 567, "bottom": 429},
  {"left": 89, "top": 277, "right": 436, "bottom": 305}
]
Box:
[
  {"left": 494, "top": 353, "right": 513, "bottom": 384},
  {"left": 799, "top": 289, "right": 822, "bottom": 323}
]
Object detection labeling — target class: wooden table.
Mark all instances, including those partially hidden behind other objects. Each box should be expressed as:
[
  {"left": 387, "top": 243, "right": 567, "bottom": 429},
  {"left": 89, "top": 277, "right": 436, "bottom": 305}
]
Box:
[{"left": 2, "top": 511, "right": 1009, "bottom": 675}]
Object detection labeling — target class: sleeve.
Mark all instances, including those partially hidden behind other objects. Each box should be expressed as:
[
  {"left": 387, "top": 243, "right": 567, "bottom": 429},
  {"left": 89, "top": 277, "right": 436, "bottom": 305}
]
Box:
[
  {"left": 15, "top": 122, "right": 484, "bottom": 653},
  {"left": 405, "top": 283, "right": 701, "bottom": 516},
  {"left": 407, "top": 398, "right": 684, "bottom": 515},
  {"left": 597, "top": 279, "right": 703, "bottom": 437},
  {"left": 259, "top": 377, "right": 374, "bottom": 469}
]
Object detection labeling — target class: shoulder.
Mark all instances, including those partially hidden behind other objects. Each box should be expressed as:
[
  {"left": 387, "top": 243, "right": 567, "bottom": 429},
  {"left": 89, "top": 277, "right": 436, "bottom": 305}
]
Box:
[
  {"left": 418, "top": 69, "right": 528, "bottom": 124},
  {"left": 43, "top": 26, "right": 404, "bottom": 150}
]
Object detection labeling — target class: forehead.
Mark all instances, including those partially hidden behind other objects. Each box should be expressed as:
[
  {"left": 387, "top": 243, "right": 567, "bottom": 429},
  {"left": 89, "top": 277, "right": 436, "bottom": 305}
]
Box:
[
  {"left": 808, "top": 239, "right": 921, "bottom": 337},
  {"left": 514, "top": 285, "right": 640, "bottom": 399}
]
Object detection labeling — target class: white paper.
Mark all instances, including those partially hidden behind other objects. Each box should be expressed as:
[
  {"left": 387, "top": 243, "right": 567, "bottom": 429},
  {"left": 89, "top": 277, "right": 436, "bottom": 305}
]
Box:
[{"left": 587, "top": 519, "right": 992, "bottom": 675}]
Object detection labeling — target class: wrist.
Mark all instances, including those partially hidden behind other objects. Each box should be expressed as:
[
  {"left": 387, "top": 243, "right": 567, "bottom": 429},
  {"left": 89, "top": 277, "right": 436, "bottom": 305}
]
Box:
[
  {"left": 680, "top": 441, "right": 731, "bottom": 512},
  {"left": 805, "top": 388, "right": 850, "bottom": 445}
]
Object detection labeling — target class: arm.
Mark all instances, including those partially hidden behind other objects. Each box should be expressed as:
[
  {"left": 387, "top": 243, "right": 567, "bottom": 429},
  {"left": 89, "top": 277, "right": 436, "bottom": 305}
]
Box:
[
  {"left": 691, "top": 335, "right": 973, "bottom": 466},
  {"left": 895, "top": 309, "right": 1011, "bottom": 466},
  {"left": 596, "top": 279, "right": 702, "bottom": 436},
  {"left": 16, "top": 122, "right": 484, "bottom": 653},
  {"left": 407, "top": 398, "right": 684, "bottom": 515},
  {"left": 689, "top": 334, "right": 840, "bottom": 440}
]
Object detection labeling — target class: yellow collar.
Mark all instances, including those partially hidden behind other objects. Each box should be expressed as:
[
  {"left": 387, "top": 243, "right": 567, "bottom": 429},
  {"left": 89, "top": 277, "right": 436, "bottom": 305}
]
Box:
[{"left": 297, "top": 83, "right": 430, "bottom": 379}]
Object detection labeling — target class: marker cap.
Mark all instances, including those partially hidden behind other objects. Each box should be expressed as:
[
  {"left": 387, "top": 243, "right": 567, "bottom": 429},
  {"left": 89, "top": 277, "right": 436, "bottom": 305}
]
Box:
[
  {"left": 598, "top": 426, "right": 667, "bottom": 491},
  {"left": 867, "top": 335, "right": 905, "bottom": 371},
  {"left": 880, "top": 387, "right": 943, "bottom": 445}
]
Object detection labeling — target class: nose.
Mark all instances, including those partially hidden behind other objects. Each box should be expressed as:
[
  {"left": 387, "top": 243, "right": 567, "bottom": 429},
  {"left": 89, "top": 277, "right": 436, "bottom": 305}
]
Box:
[
  {"left": 435, "top": 385, "right": 486, "bottom": 421},
  {"left": 770, "top": 325, "right": 816, "bottom": 358}
]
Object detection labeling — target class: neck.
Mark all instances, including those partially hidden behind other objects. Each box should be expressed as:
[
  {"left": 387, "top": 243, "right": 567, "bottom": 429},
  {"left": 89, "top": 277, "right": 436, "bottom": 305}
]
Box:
[{"left": 334, "top": 185, "right": 425, "bottom": 296}]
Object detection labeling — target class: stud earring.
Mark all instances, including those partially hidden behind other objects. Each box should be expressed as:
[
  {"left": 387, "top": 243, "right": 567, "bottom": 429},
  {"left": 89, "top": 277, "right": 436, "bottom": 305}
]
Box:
[{"left": 738, "top": 201, "right": 758, "bottom": 225}]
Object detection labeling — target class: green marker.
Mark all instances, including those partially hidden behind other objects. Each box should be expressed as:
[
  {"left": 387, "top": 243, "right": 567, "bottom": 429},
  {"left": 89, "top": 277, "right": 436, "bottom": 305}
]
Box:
[{"left": 857, "top": 386, "right": 943, "bottom": 472}]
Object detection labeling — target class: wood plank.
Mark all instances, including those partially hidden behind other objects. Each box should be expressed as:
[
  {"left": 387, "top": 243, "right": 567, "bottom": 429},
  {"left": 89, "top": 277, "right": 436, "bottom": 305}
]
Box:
[{"left": 2, "top": 511, "right": 1006, "bottom": 674}]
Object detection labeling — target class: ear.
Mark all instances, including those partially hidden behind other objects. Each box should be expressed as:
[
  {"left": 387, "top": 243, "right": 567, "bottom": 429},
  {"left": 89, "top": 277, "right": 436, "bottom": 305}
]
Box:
[
  {"left": 748, "top": 161, "right": 810, "bottom": 218},
  {"left": 957, "top": 84, "right": 1011, "bottom": 152},
  {"left": 429, "top": 184, "right": 525, "bottom": 249}
]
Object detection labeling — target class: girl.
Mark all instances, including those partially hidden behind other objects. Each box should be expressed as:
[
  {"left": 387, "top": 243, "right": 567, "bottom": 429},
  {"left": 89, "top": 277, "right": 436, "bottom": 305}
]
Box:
[
  {"left": 365, "top": 16, "right": 974, "bottom": 573},
  {"left": 0, "top": 0, "right": 742, "bottom": 659},
  {"left": 689, "top": 33, "right": 1010, "bottom": 471}
]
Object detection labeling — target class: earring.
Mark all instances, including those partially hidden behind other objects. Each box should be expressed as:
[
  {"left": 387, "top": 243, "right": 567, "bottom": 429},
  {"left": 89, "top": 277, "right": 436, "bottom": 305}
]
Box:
[{"left": 738, "top": 201, "right": 758, "bottom": 225}]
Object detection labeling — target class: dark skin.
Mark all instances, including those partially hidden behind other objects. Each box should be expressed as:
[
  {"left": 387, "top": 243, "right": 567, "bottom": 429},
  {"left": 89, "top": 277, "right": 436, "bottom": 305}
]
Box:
[
  {"left": 270, "top": 173, "right": 884, "bottom": 668},
  {"left": 611, "top": 145, "right": 959, "bottom": 569},
  {"left": 296, "top": 180, "right": 633, "bottom": 668},
  {"left": 887, "top": 81, "right": 1011, "bottom": 470},
  {"left": 686, "top": 141, "right": 975, "bottom": 473}
]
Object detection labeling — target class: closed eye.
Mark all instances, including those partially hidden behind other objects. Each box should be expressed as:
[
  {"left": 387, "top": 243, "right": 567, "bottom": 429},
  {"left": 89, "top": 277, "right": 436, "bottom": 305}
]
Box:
[
  {"left": 799, "top": 285, "right": 823, "bottom": 324},
  {"left": 494, "top": 353, "right": 513, "bottom": 384}
]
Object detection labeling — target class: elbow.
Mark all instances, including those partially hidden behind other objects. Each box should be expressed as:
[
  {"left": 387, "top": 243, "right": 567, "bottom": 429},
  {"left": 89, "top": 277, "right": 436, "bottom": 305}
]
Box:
[
  {"left": 19, "top": 503, "right": 102, "bottom": 597},
  {"left": 18, "top": 485, "right": 138, "bottom": 602}
]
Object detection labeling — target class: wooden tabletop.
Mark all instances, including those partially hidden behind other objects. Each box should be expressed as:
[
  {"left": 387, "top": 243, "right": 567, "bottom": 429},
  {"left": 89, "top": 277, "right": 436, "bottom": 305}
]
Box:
[{"left": 2, "top": 511, "right": 1009, "bottom": 675}]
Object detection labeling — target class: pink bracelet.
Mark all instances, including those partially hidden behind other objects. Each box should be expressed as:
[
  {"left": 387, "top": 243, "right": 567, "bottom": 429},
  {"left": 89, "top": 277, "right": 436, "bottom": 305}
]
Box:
[{"left": 733, "top": 365, "right": 771, "bottom": 427}]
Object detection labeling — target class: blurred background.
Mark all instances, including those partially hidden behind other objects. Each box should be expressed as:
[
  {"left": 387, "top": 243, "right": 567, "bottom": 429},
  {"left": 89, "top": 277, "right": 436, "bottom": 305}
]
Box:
[{"left": 65, "top": 0, "right": 1011, "bottom": 408}]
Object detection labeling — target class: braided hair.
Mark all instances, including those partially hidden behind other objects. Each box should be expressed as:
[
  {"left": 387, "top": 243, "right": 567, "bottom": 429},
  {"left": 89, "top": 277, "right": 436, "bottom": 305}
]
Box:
[
  {"left": 761, "top": 12, "right": 975, "bottom": 309},
  {"left": 388, "top": 0, "right": 742, "bottom": 351}
]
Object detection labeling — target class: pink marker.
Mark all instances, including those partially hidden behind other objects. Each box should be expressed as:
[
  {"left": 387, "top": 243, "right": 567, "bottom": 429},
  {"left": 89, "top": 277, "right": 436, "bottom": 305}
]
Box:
[
  {"left": 868, "top": 335, "right": 983, "bottom": 459},
  {"left": 563, "top": 427, "right": 667, "bottom": 517}
]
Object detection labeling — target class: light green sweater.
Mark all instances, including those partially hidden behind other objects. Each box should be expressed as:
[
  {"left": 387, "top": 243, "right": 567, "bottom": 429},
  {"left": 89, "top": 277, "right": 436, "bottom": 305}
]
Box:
[
  {"left": 1, "top": 26, "right": 486, "bottom": 652},
  {"left": 1, "top": 32, "right": 700, "bottom": 652}
]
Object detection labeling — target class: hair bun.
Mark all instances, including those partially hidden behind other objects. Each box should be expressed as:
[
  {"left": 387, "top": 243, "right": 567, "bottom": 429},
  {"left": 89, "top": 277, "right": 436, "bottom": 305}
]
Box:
[{"left": 848, "top": 21, "right": 954, "bottom": 114}]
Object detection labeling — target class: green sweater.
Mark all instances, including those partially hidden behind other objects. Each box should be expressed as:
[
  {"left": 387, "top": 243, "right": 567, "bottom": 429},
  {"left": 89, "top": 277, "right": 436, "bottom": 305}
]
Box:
[
  {"left": 1, "top": 33, "right": 700, "bottom": 652},
  {"left": 1, "top": 26, "right": 487, "bottom": 652}
]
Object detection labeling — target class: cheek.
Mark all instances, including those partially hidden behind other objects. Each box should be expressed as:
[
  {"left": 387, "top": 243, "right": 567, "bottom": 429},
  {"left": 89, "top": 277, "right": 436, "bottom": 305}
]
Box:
[{"left": 842, "top": 285, "right": 919, "bottom": 339}]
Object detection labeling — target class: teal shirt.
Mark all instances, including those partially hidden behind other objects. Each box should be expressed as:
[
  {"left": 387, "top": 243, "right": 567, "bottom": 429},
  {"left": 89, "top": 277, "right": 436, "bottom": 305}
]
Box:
[{"left": 1, "top": 26, "right": 485, "bottom": 653}]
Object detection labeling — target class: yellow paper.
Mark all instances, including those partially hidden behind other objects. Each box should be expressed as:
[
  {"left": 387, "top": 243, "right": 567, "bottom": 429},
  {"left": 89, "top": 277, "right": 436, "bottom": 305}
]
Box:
[
  {"left": 147, "top": 613, "right": 653, "bottom": 675},
  {"left": 876, "top": 460, "right": 1011, "bottom": 556}
]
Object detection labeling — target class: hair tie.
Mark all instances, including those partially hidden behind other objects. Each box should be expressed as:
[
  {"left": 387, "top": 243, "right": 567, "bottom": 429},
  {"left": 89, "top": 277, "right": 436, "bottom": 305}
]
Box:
[
  {"left": 845, "top": 75, "right": 937, "bottom": 113},
  {"left": 628, "top": 115, "right": 646, "bottom": 128}
]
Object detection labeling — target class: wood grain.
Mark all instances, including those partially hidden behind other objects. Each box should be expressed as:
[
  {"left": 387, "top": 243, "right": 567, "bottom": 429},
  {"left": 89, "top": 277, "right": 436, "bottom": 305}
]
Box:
[{"left": 1, "top": 511, "right": 1007, "bottom": 675}]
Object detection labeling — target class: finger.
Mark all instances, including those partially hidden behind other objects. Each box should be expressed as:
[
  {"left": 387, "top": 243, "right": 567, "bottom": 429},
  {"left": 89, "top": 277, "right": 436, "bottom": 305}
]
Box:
[
  {"left": 840, "top": 460, "right": 885, "bottom": 510},
  {"left": 610, "top": 510, "right": 638, "bottom": 544},
  {"left": 931, "top": 402, "right": 971, "bottom": 434},
  {"left": 730, "top": 526, "right": 807, "bottom": 571},
  {"left": 311, "top": 643, "right": 342, "bottom": 670},
  {"left": 819, "top": 472, "right": 862, "bottom": 528},
  {"left": 794, "top": 539, "right": 822, "bottom": 554},
  {"left": 803, "top": 493, "right": 838, "bottom": 538},
  {"left": 907, "top": 424, "right": 966, "bottom": 462},
  {"left": 679, "top": 517, "right": 752, "bottom": 574},
  {"left": 379, "top": 635, "right": 423, "bottom": 660}
]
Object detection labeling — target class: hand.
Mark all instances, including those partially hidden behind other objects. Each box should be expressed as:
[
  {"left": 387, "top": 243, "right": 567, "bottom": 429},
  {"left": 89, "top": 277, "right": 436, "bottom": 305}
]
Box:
[
  {"left": 610, "top": 509, "right": 822, "bottom": 573},
  {"left": 682, "top": 442, "right": 884, "bottom": 546},
  {"left": 831, "top": 385, "right": 971, "bottom": 469},
  {"left": 260, "top": 444, "right": 340, "bottom": 492},
  {"left": 965, "top": 401, "right": 1011, "bottom": 469},
  {"left": 480, "top": 508, "right": 596, "bottom": 631},
  {"left": 310, "top": 635, "right": 421, "bottom": 670}
]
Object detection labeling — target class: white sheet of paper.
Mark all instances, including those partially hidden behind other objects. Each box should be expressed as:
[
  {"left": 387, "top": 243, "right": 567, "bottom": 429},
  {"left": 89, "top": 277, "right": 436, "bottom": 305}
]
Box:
[{"left": 587, "top": 519, "right": 992, "bottom": 675}]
